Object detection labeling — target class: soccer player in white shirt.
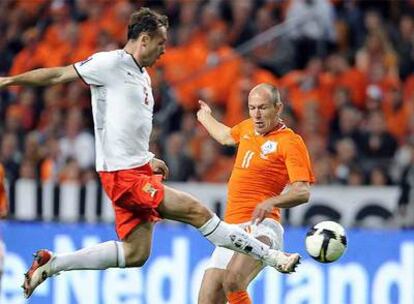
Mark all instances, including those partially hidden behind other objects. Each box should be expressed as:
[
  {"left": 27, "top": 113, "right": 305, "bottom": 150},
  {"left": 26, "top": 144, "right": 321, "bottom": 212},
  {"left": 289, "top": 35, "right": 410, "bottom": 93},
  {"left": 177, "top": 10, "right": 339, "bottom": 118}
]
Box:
[{"left": 0, "top": 7, "right": 300, "bottom": 299}]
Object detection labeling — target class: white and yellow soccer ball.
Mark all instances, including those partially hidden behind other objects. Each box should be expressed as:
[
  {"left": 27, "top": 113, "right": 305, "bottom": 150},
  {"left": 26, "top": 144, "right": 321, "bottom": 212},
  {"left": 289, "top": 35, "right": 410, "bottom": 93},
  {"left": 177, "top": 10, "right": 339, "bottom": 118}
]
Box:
[{"left": 305, "top": 221, "right": 347, "bottom": 263}]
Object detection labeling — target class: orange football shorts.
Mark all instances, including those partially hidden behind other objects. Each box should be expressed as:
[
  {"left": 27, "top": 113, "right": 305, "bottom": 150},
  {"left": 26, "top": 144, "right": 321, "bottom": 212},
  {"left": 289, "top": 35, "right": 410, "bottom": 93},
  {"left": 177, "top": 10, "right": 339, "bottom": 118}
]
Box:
[{"left": 99, "top": 163, "right": 164, "bottom": 240}]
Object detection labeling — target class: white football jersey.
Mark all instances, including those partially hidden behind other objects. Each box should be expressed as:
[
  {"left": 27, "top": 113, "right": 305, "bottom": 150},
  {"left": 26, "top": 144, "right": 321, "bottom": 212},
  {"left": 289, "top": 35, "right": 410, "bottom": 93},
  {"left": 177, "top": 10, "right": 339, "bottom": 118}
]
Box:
[{"left": 74, "top": 50, "right": 155, "bottom": 172}]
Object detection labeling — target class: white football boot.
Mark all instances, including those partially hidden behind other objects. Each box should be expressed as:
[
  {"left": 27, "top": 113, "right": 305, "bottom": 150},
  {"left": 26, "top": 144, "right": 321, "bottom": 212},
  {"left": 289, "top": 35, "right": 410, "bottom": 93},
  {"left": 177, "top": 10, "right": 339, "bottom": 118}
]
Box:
[{"left": 22, "top": 249, "right": 55, "bottom": 298}]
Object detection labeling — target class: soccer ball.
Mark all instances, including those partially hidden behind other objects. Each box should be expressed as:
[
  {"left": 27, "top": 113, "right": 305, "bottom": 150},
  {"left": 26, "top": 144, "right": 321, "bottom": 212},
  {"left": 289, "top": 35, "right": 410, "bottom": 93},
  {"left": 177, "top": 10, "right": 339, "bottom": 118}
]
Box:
[{"left": 305, "top": 221, "right": 347, "bottom": 263}]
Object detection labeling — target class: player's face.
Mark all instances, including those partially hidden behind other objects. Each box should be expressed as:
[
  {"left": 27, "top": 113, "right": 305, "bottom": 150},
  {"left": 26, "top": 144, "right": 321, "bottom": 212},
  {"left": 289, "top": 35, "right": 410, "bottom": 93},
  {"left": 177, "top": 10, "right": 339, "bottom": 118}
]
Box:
[
  {"left": 248, "top": 91, "right": 281, "bottom": 134},
  {"left": 144, "top": 27, "right": 167, "bottom": 66}
]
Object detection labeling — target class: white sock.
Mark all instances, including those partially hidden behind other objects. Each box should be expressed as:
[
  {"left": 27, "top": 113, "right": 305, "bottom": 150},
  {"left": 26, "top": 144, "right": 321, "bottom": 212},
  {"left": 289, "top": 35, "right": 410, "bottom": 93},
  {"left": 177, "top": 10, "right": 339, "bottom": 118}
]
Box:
[
  {"left": 50, "top": 241, "right": 125, "bottom": 275},
  {"left": 198, "top": 214, "right": 270, "bottom": 260}
]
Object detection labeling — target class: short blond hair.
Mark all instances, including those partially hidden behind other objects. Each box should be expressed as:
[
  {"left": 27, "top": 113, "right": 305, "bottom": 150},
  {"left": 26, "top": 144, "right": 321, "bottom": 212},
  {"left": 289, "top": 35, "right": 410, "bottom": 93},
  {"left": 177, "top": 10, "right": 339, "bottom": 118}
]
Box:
[{"left": 251, "top": 83, "right": 281, "bottom": 106}]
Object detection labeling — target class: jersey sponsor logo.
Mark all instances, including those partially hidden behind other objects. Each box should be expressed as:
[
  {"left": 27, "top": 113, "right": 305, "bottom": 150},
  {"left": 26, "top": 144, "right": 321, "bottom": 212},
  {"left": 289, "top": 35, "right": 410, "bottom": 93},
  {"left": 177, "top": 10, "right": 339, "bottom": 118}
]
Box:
[
  {"left": 124, "top": 71, "right": 137, "bottom": 85},
  {"left": 261, "top": 141, "right": 277, "bottom": 156},
  {"left": 142, "top": 182, "right": 157, "bottom": 198},
  {"left": 80, "top": 57, "right": 93, "bottom": 66}
]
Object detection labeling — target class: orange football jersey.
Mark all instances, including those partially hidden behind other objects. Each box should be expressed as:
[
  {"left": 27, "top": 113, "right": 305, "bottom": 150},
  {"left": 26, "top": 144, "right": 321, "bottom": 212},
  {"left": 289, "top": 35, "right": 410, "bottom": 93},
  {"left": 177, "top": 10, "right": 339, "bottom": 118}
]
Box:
[{"left": 225, "top": 119, "right": 315, "bottom": 224}]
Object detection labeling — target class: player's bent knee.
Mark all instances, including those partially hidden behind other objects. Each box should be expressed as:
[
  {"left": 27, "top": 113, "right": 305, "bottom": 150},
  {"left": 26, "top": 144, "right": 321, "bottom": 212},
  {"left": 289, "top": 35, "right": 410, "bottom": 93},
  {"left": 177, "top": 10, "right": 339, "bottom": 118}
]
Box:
[
  {"left": 199, "top": 286, "right": 225, "bottom": 304},
  {"left": 198, "top": 292, "right": 222, "bottom": 304},
  {"left": 223, "top": 271, "right": 244, "bottom": 293}
]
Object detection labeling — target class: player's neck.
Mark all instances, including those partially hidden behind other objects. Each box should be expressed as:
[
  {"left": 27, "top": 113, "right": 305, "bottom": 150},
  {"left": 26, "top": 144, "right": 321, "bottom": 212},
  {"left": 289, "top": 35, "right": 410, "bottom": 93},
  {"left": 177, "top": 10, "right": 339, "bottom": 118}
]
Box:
[
  {"left": 124, "top": 41, "right": 144, "bottom": 68},
  {"left": 255, "top": 119, "right": 285, "bottom": 136}
]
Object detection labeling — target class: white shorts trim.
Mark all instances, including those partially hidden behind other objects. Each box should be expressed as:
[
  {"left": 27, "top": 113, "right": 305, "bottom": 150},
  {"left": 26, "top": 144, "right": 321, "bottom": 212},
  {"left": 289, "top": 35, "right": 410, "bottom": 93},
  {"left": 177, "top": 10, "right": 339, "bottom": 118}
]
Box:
[{"left": 206, "top": 218, "right": 284, "bottom": 270}]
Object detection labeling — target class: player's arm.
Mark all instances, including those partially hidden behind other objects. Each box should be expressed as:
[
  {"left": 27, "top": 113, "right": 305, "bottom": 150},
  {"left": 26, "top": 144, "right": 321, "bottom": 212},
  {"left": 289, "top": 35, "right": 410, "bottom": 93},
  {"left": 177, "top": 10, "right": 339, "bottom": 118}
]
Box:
[
  {"left": 0, "top": 65, "right": 79, "bottom": 88},
  {"left": 252, "top": 181, "right": 310, "bottom": 224},
  {"left": 197, "top": 100, "right": 236, "bottom": 146}
]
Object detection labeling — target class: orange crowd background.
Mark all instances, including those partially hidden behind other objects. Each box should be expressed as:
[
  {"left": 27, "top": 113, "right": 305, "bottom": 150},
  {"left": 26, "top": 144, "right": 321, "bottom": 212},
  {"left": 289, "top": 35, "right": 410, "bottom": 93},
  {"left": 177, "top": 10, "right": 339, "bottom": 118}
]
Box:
[{"left": 1, "top": 0, "right": 414, "bottom": 200}]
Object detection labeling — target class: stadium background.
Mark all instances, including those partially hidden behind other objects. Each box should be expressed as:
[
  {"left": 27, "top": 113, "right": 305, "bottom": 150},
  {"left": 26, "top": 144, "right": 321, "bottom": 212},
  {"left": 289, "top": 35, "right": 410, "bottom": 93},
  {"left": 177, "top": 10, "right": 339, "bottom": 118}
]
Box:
[{"left": 0, "top": 0, "right": 414, "bottom": 303}]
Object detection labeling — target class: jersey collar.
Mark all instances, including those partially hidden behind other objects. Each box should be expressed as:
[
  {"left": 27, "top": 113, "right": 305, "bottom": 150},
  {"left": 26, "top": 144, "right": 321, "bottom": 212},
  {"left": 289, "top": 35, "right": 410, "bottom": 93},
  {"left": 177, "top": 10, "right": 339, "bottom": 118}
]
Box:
[
  {"left": 254, "top": 120, "right": 286, "bottom": 137},
  {"left": 123, "top": 49, "right": 144, "bottom": 73}
]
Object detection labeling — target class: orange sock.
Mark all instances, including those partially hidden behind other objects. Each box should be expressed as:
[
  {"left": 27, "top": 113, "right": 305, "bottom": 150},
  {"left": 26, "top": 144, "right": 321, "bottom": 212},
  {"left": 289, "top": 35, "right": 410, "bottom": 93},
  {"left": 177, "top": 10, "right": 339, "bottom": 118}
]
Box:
[{"left": 227, "top": 290, "right": 252, "bottom": 304}]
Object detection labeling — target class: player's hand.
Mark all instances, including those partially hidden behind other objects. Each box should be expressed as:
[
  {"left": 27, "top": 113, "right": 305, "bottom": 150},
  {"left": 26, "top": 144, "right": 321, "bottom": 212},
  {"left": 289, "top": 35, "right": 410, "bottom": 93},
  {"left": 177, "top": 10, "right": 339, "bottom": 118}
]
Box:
[
  {"left": 197, "top": 100, "right": 212, "bottom": 122},
  {"left": 150, "top": 158, "right": 169, "bottom": 180},
  {"left": 252, "top": 200, "right": 273, "bottom": 224}
]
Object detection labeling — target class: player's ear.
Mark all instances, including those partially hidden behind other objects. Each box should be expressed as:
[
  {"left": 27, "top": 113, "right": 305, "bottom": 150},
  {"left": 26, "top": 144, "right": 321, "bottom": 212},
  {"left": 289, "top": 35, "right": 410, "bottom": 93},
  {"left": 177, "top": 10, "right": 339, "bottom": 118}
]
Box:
[
  {"left": 276, "top": 102, "right": 283, "bottom": 115},
  {"left": 141, "top": 33, "right": 150, "bottom": 46}
]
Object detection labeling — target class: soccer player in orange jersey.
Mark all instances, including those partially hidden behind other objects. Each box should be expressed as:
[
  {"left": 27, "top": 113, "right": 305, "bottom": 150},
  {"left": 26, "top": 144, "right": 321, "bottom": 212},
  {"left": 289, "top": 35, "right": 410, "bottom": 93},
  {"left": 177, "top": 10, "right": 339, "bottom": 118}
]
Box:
[
  {"left": 0, "top": 163, "right": 8, "bottom": 294},
  {"left": 197, "top": 83, "right": 315, "bottom": 304}
]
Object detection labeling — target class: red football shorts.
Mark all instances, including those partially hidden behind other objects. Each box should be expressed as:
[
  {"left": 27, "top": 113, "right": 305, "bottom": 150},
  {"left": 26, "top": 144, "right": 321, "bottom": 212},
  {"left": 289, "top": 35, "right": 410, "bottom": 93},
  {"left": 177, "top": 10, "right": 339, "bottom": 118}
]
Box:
[{"left": 99, "top": 163, "right": 164, "bottom": 240}]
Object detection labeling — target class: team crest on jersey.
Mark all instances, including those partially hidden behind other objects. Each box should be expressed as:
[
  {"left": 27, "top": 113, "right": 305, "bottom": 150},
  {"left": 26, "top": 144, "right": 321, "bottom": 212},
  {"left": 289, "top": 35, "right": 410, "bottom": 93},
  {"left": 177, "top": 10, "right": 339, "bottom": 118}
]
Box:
[
  {"left": 142, "top": 182, "right": 157, "bottom": 198},
  {"left": 261, "top": 140, "right": 277, "bottom": 156}
]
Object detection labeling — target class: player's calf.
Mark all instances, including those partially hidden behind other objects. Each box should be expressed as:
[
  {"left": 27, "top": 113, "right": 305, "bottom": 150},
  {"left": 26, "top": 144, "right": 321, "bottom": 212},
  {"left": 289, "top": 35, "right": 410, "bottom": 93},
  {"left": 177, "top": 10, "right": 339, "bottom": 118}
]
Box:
[
  {"left": 157, "top": 187, "right": 212, "bottom": 228},
  {"left": 123, "top": 243, "right": 150, "bottom": 267}
]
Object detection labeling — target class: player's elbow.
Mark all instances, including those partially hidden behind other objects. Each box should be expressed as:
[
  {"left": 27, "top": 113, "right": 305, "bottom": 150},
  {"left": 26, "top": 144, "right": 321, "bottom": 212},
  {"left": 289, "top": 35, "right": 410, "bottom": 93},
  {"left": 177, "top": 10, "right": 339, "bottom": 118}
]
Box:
[
  {"left": 216, "top": 128, "right": 235, "bottom": 146},
  {"left": 290, "top": 182, "right": 310, "bottom": 205},
  {"left": 51, "top": 66, "right": 77, "bottom": 85},
  {"left": 293, "top": 184, "right": 311, "bottom": 205},
  {"left": 298, "top": 188, "right": 310, "bottom": 205},
  {"left": 218, "top": 133, "right": 236, "bottom": 146},
  {"left": 299, "top": 188, "right": 310, "bottom": 204},
  {"left": 219, "top": 136, "right": 235, "bottom": 146}
]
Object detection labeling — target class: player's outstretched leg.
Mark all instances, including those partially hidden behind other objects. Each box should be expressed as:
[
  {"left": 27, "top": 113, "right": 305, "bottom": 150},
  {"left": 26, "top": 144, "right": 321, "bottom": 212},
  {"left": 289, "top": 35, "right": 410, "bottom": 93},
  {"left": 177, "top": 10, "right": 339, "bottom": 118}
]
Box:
[
  {"left": 158, "top": 186, "right": 301, "bottom": 273},
  {"left": 198, "top": 213, "right": 301, "bottom": 273},
  {"left": 22, "top": 241, "right": 137, "bottom": 299},
  {"left": 22, "top": 240, "right": 126, "bottom": 298},
  {"left": 22, "top": 222, "right": 153, "bottom": 298}
]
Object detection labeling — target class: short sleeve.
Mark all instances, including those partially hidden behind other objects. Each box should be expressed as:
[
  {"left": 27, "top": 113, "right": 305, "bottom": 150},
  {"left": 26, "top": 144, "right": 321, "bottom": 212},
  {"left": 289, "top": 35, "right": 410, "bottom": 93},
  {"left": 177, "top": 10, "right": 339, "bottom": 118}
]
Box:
[
  {"left": 230, "top": 123, "right": 242, "bottom": 144},
  {"left": 281, "top": 135, "right": 316, "bottom": 184},
  {"left": 73, "top": 52, "right": 113, "bottom": 86}
]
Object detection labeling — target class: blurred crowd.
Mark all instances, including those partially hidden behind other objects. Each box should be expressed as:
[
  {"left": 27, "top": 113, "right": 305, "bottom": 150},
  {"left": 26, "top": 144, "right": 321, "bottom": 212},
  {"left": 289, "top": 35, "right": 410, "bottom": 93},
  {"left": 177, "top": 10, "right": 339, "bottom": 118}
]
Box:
[{"left": 1, "top": 0, "right": 414, "bottom": 211}]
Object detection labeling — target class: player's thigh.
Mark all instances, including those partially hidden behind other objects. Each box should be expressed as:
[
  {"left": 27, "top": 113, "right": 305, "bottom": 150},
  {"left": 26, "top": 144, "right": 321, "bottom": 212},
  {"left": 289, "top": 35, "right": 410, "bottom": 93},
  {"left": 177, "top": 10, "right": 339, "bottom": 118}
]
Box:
[
  {"left": 198, "top": 268, "right": 227, "bottom": 304},
  {"left": 224, "top": 252, "right": 264, "bottom": 291},
  {"left": 156, "top": 185, "right": 211, "bottom": 227},
  {"left": 123, "top": 221, "right": 154, "bottom": 267}
]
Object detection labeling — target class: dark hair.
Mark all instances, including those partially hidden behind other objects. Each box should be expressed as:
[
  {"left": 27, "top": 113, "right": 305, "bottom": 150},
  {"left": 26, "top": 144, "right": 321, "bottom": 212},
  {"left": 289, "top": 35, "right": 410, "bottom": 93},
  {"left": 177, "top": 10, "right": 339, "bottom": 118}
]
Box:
[{"left": 127, "top": 7, "right": 168, "bottom": 40}]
